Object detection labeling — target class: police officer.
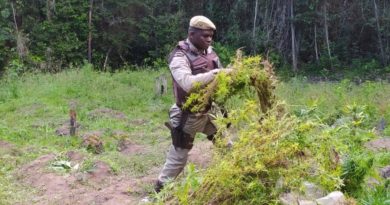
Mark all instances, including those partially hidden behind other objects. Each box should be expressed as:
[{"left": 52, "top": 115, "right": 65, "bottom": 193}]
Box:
[{"left": 155, "top": 15, "right": 232, "bottom": 192}]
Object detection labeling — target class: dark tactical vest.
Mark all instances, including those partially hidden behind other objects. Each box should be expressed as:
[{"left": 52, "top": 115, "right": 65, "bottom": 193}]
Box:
[{"left": 168, "top": 40, "right": 220, "bottom": 109}]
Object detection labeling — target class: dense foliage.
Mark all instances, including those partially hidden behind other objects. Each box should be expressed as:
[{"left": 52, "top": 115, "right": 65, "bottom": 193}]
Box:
[{"left": 1, "top": 0, "right": 390, "bottom": 75}]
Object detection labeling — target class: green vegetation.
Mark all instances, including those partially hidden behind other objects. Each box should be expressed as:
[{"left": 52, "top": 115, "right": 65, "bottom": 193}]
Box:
[
  {"left": 1, "top": 0, "right": 390, "bottom": 204},
  {"left": 154, "top": 56, "right": 390, "bottom": 204},
  {"left": 1, "top": 0, "right": 390, "bottom": 76},
  {"left": 184, "top": 53, "right": 275, "bottom": 113},
  {"left": 0, "top": 65, "right": 389, "bottom": 204},
  {"left": 0, "top": 65, "right": 172, "bottom": 204}
]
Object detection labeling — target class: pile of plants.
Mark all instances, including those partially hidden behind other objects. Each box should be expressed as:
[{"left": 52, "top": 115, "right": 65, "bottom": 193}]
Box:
[{"left": 156, "top": 52, "right": 388, "bottom": 204}]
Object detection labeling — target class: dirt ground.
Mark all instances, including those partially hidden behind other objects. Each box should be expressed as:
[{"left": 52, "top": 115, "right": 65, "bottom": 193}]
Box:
[
  {"left": 365, "top": 137, "right": 390, "bottom": 151},
  {"left": 13, "top": 140, "right": 213, "bottom": 205}
]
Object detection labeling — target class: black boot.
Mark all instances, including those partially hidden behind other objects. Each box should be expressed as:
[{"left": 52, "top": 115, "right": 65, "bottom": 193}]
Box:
[
  {"left": 154, "top": 180, "right": 164, "bottom": 193},
  {"left": 207, "top": 134, "right": 216, "bottom": 144}
]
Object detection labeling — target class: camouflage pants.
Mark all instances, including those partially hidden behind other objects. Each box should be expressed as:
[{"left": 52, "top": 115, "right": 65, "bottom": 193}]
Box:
[{"left": 158, "top": 104, "right": 217, "bottom": 183}]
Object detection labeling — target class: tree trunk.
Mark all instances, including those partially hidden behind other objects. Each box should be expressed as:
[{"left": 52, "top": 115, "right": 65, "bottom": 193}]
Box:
[
  {"left": 314, "top": 24, "right": 319, "bottom": 62},
  {"left": 266, "top": 0, "right": 276, "bottom": 44},
  {"left": 88, "top": 0, "right": 94, "bottom": 63},
  {"left": 323, "top": 1, "right": 333, "bottom": 69},
  {"left": 11, "top": 2, "right": 28, "bottom": 59},
  {"left": 10, "top": 2, "right": 18, "bottom": 32},
  {"left": 252, "top": 0, "right": 259, "bottom": 53},
  {"left": 290, "top": 0, "right": 298, "bottom": 72},
  {"left": 103, "top": 47, "right": 112, "bottom": 71},
  {"left": 46, "top": 0, "right": 51, "bottom": 21},
  {"left": 373, "top": 0, "right": 387, "bottom": 65}
]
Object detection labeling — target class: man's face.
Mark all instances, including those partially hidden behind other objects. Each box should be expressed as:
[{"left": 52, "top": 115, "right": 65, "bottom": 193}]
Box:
[{"left": 189, "top": 29, "right": 214, "bottom": 51}]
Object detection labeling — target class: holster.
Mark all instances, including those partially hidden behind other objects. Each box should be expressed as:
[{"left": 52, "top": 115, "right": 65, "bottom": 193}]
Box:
[{"left": 166, "top": 111, "right": 193, "bottom": 149}]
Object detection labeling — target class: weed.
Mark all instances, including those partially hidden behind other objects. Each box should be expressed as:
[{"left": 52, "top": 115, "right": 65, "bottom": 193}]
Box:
[
  {"left": 341, "top": 154, "right": 374, "bottom": 195},
  {"left": 359, "top": 181, "right": 390, "bottom": 205}
]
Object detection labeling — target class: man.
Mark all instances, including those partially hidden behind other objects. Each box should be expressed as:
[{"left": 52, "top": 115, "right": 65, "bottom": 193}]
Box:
[{"left": 154, "top": 15, "right": 232, "bottom": 192}]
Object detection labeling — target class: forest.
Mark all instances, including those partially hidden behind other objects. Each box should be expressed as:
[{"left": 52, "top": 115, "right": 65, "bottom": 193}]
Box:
[{"left": 1, "top": 0, "right": 390, "bottom": 75}]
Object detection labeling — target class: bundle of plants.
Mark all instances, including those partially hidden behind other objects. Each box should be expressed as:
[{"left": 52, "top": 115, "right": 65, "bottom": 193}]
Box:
[
  {"left": 158, "top": 53, "right": 378, "bottom": 205},
  {"left": 182, "top": 50, "right": 276, "bottom": 114}
]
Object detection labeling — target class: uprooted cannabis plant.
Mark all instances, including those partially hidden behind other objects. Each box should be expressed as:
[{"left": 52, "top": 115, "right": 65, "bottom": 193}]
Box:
[
  {"left": 157, "top": 52, "right": 382, "bottom": 205},
  {"left": 183, "top": 49, "right": 276, "bottom": 114}
]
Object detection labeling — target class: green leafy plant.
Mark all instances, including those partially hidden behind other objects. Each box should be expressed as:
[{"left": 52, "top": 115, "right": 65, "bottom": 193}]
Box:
[
  {"left": 341, "top": 155, "right": 374, "bottom": 195},
  {"left": 183, "top": 50, "right": 276, "bottom": 114}
]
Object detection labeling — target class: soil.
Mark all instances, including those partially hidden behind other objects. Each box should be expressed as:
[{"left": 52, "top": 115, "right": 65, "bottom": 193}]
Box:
[
  {"left": 17, "top": 153, "right": 159, "bottom": 205},
  {"left": 15, "top": 140, "right": 214, "bottom": 204},
  {"left": 188, "top": 141, "right": 213, "bottom": 169},
  {"left": 365, "top": 137, "right": 390, "bottom": 151},
  {"left": 117, "top": 140, "right": 147, "bottom": 155},
  {"left": 88, "top": 108, "right": 127, "bottom": 120},
  {"left": 128, "top": 119, "right": 149, "bottom": 126},
  {"left": 0, "top": 140, "right": 14, "bottom": 152},
  {"left": 380, "top": 166, "right": 390, "bottom": 179},
  {"left": 66, "top": 151, "right": 85, "bottom": 162},
  {"left": 0, "top": 140, "right": 19, "bottom": 156}
]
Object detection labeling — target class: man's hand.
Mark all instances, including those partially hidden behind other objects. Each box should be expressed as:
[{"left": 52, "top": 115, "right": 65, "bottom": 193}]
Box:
[
  {"left": 211, "top": 68, "right": 234, "bottom": 75},
  {"left": 221, "top": 68, "right": 234, "bottom": 74}
]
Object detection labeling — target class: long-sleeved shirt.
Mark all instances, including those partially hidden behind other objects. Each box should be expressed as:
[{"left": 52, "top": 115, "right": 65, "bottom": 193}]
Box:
[{"left": 169, "top": 39, "right": 222, "bottom": 93}]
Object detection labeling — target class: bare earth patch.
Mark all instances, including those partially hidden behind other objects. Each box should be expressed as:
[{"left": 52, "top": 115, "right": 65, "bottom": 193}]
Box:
[
  {"left": 17, "top": 153, "right": 158, "bottom": 205},
  {"left": 88, "top": 108, "right": 127, "bottom": 120},
  {"left": 188, "top": 141, "right": 214, "bottom": 169},
  {"left": 66, "top": 151, "right": 85, "bottom": 162},
  {"left": 0, "top": 140, "right": 17, "bottom": 156},
  {"left": 85, "top": 161, "right": 113, "bottom": 183},
  {"left": 0, "top": 140, "right": 13, "bottom": 148},
  {"left": 128, "top": 119, "right": 149, "bottom": 126},
  {"left": 118, "top": 139, "right": 147, "bottom": 155},
  {"left": 365, "top": 137, "right": 390, "bottom": 151},
  {"left": 13, "top": 138, "right": 213, "bottom": 204}
]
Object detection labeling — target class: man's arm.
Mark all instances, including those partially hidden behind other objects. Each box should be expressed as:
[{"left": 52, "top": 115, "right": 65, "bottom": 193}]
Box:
[{"left": 170, "top": 53, "right": 220, "bottom": 93}]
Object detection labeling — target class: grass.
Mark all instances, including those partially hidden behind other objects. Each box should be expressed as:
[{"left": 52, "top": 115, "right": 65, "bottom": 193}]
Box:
[
  {"left": 0, "top": 65, "right": 173, "bottom": 204},
  {"left": 0, "top": 65, "right": 389, "bottom": 204}
]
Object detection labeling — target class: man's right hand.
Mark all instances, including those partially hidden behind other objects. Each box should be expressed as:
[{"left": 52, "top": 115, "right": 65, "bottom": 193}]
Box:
[
  {"left": 221, "top": 68, "right": 234, "bottom": 74},
  {"left": 212, "top": 68, "right": 233, "bottom": 75}
]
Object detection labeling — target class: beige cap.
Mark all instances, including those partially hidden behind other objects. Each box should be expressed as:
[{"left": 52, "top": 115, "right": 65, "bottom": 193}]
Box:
[{"left": 189, "top": 16, "right": 216, "bottom": 30}]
